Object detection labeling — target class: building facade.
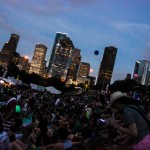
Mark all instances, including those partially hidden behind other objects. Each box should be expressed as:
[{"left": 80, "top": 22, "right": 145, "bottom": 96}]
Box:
[
  {"left": 76, "top": 62, "right": 90, "bottom": 85},
  {"left": 133, "top": 60, "right": 150, "bottom": 85},
  {"left": 96, "top": 46, "right": 117, "bottom": 87},
  {"left": 147, "top": 71, "right": 150, "bottom": 85},
  {"left": 29, "top": 44, "right": 47, "bottom": 76},
  {"left": 76, "top": 77, "right": 90, "bottom": 85},
  {"left": 66, "top": 48, "right": 81, "bottom": 81},
  {"left": 48, "top": 32, "right": 74, "bottom": 81},
  {"left": 88, "top": 76, "right": 96, "bottom": 87},
  {"left": 0, "top": 33, "right": 20, "bottom": 67},
  {"left": 18, "top": 56, "right": 29, "bottom": 71},
  {"left": 78, "top": 62, "right": 90, "bottom": 77}
]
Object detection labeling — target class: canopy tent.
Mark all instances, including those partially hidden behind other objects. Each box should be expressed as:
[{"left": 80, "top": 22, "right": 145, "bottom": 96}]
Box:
[
  {"left": 45, "top": 86, "right": 61, "bottom": 94},
  {"left": 0, "top": 77, "right": 16, "bottom": 86}
]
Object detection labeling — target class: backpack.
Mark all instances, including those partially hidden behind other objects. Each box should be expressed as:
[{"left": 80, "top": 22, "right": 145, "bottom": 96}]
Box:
[{"left": 128, "top": 105, "right": 150, "bottom": 127}]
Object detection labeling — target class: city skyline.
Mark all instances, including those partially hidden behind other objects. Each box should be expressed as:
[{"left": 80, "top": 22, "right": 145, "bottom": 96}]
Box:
[{"left": 0, "top": 0, "right": 150, "bottom": 82}]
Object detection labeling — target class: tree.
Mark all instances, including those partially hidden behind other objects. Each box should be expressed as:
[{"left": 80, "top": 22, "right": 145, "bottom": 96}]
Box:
[
  {"left": 45, "top": 77, "right": 66, "bottom": 91},
  {"left": 6, "top": 62, "right": 19, "bottom": 78},
  {"left": 109, "top": 79, "right": 137, "bottom": 93}
]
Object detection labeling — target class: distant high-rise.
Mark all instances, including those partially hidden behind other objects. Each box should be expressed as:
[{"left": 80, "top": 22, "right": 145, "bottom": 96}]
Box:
[
  {"left": 29, "top": 44, "right": 47, "bottom": 76},
  {"left": 96, "top": 46, "right": 117, "bottom": 87},
  {"left": 125, "top": 73, "right": 131, "bottom": 80},
  {"left": 0, "top": 33, "right": 20, "bottom": 67},
  {"left": 133, "top": 60, "right": 150, "bottom": 85},
  {"left": 78, "top": 62, "right": 90, "bottom": 77},
  {"left": 48, "top": 32, "right": 74, "bottom": 80},
  {"left": 18, "top": 56, "right": 29, "bottom": 71},
  {"left": 67, "top": 48, "right": 81, "bottom": 81},
  {"left": 88, "top": 76, "right": 96, "bottom": 87}
]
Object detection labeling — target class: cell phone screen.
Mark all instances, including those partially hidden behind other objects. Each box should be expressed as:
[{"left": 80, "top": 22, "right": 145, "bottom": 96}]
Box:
[
  {"left": 98, "top": 118, "right": 107, "bottom": 125},
  {"left": 16, "top": 105, "right": 21, "bottom": 113},
  {"left": 100, "top": 119, "right": 106, "bottom": 123}
]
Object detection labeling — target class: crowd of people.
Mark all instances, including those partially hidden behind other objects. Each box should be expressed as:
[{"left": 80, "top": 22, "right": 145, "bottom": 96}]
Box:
[{"left": 0, "top": 83, "right": 150, "bottom": 150}]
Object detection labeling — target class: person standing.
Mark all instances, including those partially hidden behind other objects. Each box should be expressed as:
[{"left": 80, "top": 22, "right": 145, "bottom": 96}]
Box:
[{"left": 3, "top": 91, "right": 18, "bottom": 132}]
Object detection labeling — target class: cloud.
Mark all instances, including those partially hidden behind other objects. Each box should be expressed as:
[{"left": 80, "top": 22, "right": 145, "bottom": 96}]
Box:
[
  {"left": 0, "top": 16, "right": 19, "bottom": 34},
  {"left": 142, "top": 44, "right": 150, "bottom": 60},
  {"left": 67, "top": 0, "right": 96, "bottom": 6},
  {"left": 112, "top": 22, "right": 150, "bottom": 45},
  {"left": 1, "top": 0, "right": 68, "bottom": 16},
  {"left": 1, "top": 0, "right": 96, "bottom": 17},
  {"left": 26, "top": 1, "right": 69, "bottom": 16},
  {"left": 0, "top": 17, "right": 3, "bottom": 23},
  {"left": 112, "top": 22, "right": 150, "bottom": 31},
  {"left": 53, "top": 19, "right": 75, "bottom": 33},
  {"left": 1, "top": 0, "right": 19, "bottom": 5}
]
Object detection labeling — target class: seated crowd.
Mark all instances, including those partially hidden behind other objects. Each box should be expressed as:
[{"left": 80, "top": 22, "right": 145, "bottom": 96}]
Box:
[{"left": 0, "top": 84, "right": 150, "bottom": 150}]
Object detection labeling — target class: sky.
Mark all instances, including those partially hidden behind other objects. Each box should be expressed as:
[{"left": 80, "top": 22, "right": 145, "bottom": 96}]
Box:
[{"left": 0, "top": 0, "right": 150, "bottom": 83}]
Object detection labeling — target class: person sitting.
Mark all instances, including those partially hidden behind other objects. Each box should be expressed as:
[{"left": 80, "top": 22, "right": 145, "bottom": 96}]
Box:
[
  {"left": 25, "top": 117, "right": 52, "bottom": 149},
  {"left": 68, "top": 114, "right": 82, "bottom": 135},
  {"left": 47, "top": 126, "right": 81, "bottom": 150},
  {"left": 0, "top": 119, "right": 9, "bottom": 150},
  {"left": 108, "top": 91, "right": 150, "bottom": 150},
  {"left": 57, "top": 127, "right": 74, "bottom": 150},
  {"left": 3, "top": 91, "right": 18, "bottom": 133}
]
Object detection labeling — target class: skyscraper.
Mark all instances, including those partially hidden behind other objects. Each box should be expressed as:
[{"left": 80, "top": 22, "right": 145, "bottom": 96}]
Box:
[
  {"left": 0, "top": 33, "right": 20, "bottom": 67},
  {"left": 96, "top": 46, "right": 117, "bottom": 87},
  {"left": 29, "top": 44, "right": 47, "bottom": 76},
  {"left": 78, "top": 62, "right": 90, "bottom": 77},
  {"left": 76, "top": 62, "right": 90, "bottom": 84},
  {"left": 133, "top": 60, "right": 150, "bottom": 85},
  {"left": 67, "top": 48, "right": 81, "bottom": 81},
  {"left": 48, "top": 32, "right": 74, "bottom": 81}
]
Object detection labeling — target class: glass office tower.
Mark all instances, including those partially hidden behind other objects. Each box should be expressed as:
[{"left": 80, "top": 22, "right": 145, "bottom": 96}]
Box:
[
  {"left": 0, "top": 33, "right": 20, "bottom": 67},
  {"left": 29, "top": 44, "right": 47, "bottom": 76},
  {"left": 96, "top": 46, "right": 117, "bottom": 88},
  {"left": 67, "top": 48, "right": 81, "bottom": 81},
  {"left": 133, "top": 60, "right": 150, "bottom": 85},
  {"left": 48, "top": 32, "right": 74, "bottom": 81}
]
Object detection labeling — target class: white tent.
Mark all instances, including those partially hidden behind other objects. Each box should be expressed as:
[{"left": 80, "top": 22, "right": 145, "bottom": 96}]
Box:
[
  {"left": 45, "top": 86, "right": 61, "bottom": 94},
  {"left": 1, "top": 77, "right": 16, "bottom": 85},
  {"left": 30, "top": 83, "right": 45, "bottom": 91}
]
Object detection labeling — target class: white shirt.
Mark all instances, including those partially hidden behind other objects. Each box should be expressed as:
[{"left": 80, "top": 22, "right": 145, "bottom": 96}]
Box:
[{"left": 55, "top": 98, "right": 60, "bottom": 105}]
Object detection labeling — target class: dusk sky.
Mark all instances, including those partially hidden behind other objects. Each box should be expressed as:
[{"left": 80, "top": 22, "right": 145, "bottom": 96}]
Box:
[{"left": 0, "top": 0, "right": 150, "bottom": 82}]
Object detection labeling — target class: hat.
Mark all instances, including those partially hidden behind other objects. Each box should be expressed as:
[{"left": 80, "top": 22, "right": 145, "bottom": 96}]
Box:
[{"left": 110, "top": 91, "right": 127, "bottom": 106}]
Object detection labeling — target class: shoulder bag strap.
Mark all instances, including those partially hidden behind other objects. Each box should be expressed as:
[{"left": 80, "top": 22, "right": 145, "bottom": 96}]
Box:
[{"left": 128, "top": 105, "right": 150, "bottom": 127}]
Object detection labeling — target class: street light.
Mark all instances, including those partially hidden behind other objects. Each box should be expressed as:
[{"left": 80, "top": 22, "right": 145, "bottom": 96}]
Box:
[{"left": 24, "top": 56, "right": 29, "bottom": 59}]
